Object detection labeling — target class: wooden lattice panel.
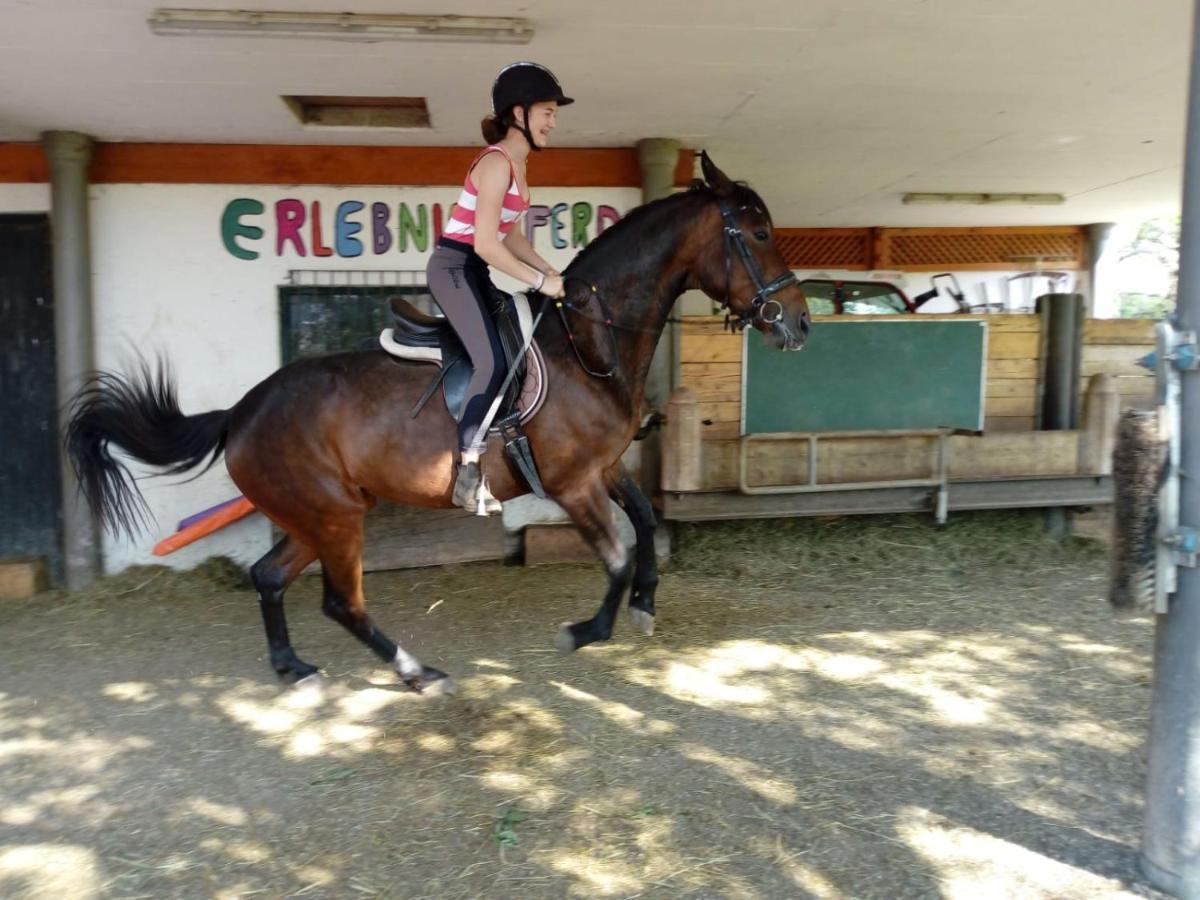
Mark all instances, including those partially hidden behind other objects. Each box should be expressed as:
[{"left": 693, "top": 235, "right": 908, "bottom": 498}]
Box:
[
  {"left": 879, "top": 227, "right": 1085, "bottom": 271},
  {"left": 774, "top": 228, "right": 872, "bottom": 270}
]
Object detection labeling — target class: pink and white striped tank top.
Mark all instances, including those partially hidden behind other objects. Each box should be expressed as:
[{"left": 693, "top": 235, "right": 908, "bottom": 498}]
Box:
[{"left": 442, "top": 144, "right": 530, "bottom": 245}]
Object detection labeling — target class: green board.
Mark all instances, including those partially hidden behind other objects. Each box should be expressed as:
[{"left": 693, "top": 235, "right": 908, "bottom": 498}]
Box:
[{"left": 742, "top": 319, "right": 987, "bottom": 434}]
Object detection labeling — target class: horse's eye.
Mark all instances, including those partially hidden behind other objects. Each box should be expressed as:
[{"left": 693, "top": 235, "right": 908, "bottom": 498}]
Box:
[{"left": 754, "top": 230, "right": 769, "bottom": 242}]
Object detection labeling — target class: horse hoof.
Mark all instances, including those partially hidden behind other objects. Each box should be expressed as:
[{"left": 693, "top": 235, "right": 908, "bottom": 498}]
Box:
[
  {"left": 629, "top": 607, "right": 656, "bottom": 636},
  {"left": 555, "top": 623, "right": 577, "bottom": 653},
  {"left": 294, "top": 672, "right": 327, "bottom": 689},
  {"left": 421, "top": 675, "right": 457, "bottom": 698},
  {"left": 289, "top": 673, "right": 328, "bottom": 703},
  {"left": 405, "top": 666, "right": 456, "bottom": 697}
]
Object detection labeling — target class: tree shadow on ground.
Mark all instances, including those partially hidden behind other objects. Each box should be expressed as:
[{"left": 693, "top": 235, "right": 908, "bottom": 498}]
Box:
[{"left": 0, "top": 517, "right": 1163, "bottom": 899}]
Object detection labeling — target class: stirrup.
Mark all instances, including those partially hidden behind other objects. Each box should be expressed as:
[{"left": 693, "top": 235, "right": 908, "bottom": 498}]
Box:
[{"left": 452, "top": 461, "right": 502, "bottom": 516}]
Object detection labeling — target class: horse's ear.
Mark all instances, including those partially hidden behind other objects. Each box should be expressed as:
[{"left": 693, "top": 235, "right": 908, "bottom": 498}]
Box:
[{"left": 700, "top": 151, "right": 734, "bottom": 196}]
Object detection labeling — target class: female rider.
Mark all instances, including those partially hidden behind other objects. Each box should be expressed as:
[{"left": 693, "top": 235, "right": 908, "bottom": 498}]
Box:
[{"left": 427, "top": 61, "right": 570, "bottom": 512}]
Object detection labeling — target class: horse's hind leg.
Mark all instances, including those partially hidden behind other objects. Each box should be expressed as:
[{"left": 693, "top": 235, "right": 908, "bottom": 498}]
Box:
[
  {"left": 316, "top": 519, "right": 455, "bottom": 695},
  {"left": 607, "top": 466, "right": 659, "bottom": 636},
  {"left": 555, "top": 476, "right": 635, "bottom": 652},
  {"left": 251, "top": 535, "right": 318, "bottom": 681}
]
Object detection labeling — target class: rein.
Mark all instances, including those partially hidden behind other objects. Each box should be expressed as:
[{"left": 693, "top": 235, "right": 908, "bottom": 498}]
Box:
[
  {"left": 555, "top": 278, "right": 620, "bottom": 378},
  {"left": 550, "top": 193, "right": 797, "bottom": 378}
]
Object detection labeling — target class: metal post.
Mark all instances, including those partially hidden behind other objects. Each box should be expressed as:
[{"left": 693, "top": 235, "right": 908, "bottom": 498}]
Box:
[
  {"left": 1143, "top": 2, "right": 1200, "bottom": 894},
  {"left": 42, "top": 131, "right": 100, "bottom": 590},
  {"left": 1087, "top": 223, "right": 1118, "bottom": 318},
  {"left": 635, "top": 138, "right": 681, "bottom": 506},
  {"left": 1037, "top": 292, "right": 1084, "bottom": 538},
  {"left": 1038, "top": 293, "right": 1084, "bottom": 431}
]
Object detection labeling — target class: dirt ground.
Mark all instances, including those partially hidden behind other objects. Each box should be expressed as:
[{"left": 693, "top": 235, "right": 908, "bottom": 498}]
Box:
[{"left": 0, "top": 512, "right": 1166, "bottom": 899}]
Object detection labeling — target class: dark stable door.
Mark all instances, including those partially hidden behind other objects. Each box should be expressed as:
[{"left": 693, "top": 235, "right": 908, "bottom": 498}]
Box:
[{"left": 0, "top": 215, "right": 60, "bottom": 576}]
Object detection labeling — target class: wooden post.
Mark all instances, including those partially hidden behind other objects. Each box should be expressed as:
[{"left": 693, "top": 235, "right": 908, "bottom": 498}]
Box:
[
  {"left": 662, "top": 387, "right": 701, "bottom": 492},
  {"left": 1080, "top": 373, "right": 1120, "bottom": 475}
]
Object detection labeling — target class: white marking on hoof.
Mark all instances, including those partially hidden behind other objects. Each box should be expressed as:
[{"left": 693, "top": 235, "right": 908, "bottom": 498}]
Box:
[
  {"left": 290, "top": 674, "right": 328, "bottom": 703},
  {"left": 421, "top": 676, "right": 457, "bottom": 698},
  {"left": 393, "top": 647, "right": 423, "bottom": 679},
  {"left": 555, "top": 624, "right": 577, "bottom": 653},
  {"left": 629, "top": 607, "right": 656, "bottom": 636}
]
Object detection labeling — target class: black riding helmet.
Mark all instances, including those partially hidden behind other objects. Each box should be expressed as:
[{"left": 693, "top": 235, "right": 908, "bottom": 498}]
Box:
[{"left": 492, "top": 62, "right": 573, "bottom": 152}]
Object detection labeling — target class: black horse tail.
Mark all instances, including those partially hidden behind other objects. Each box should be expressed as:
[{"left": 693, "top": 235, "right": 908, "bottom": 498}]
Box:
[{"left": 64, "top": 357, "right": 230, "bottom": 540}]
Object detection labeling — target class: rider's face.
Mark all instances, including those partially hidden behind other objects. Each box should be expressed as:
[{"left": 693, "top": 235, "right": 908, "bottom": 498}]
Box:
[{"left": 519, "top": 102, "right": 558, "bottom": 148}]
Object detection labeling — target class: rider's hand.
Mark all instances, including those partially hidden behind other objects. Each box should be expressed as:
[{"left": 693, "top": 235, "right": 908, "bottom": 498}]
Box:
[{"left": 541, "top": 273, "right": 566, "bottom": 298}]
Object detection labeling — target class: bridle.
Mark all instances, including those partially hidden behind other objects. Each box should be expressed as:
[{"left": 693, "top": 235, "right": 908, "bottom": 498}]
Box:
[
  {"left": 717, "top": 197, "right": 798, "bottom": 332},
  {"left": 547, "top": 192, "right": 804, "bottom": 379}
]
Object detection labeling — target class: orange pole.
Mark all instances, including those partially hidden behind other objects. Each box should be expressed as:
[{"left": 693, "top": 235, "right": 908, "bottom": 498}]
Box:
[{"left": 152, "top": 497, "right": 257, "bottom": 556}]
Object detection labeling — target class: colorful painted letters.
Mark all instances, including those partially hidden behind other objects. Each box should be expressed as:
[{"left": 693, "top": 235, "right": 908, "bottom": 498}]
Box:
[{"left": 220, "top": 198, "right": 623, "bottom": 260}]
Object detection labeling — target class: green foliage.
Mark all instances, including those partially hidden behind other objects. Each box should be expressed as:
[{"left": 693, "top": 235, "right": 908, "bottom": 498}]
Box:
[
  {"left": 493, "top": 806, "right": 526, "bottom": 846},
  {"left": 1119, "top": 217, "right": 1179, "bottom": 320},
  {"left": 1118, "top": 292, "right": 1174, "bottom": 320}
]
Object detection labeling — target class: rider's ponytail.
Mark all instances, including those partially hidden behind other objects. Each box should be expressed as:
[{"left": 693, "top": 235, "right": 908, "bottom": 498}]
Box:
[{"left": 481, "top": 109, "right": 515, "bottom": 144}]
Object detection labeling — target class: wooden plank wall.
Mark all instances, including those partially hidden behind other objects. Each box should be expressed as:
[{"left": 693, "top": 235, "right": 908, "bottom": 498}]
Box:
[
  {"left": 697, "top": 431, "right": 1084, "bottom": 493},
  {"left": 1082, "top": 319, "right": 1156, "bottom": 410},
  {"left": 680, "top": 314, "right": 1157, "bottom": 440},
  {"left": 678, "top": 315, "right": 1156, "bottom": 492},
  {"left": 984, "top": 316, "right": 1040, "bottom": 432}
]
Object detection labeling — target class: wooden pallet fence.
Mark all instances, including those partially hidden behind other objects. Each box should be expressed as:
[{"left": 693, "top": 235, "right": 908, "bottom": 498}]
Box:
[
  {"left": 678, "top": 314, "right": 1157, "bottom": 439},
  {"left": 663, "top": 373, "right": 1120, "bottom": 494},
  {"left": 678, "top": 314, "right": 1047, "bottom": 437},
  {"left": 1081, "top": 318, "right": 1156, "bottom": 409}
]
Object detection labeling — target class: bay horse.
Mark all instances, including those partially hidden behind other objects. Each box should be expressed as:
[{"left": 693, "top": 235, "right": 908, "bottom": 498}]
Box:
[{"left": 65, "top": 152, "right": 810, "bottom": 694}]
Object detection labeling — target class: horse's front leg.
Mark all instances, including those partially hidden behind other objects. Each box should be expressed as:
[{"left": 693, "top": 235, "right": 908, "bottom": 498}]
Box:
[
  {"left": 606, "top": 464, "right": 659, "bottom": 636},
  {"left": 553, "top": 476, "right": 634, "bottom": 652}
]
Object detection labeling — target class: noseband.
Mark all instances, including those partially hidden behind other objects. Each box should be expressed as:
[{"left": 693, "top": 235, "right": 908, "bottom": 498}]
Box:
[{"left": 717, "top": 198, "right": 798, "bottom": 332}]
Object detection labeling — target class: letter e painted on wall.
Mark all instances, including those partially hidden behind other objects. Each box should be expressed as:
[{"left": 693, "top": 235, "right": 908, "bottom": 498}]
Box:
[
  {"left": 221, "top": 198, "right": 265, "bottom": 261},
  {"left": 549, "top": 203, "right": 569, "bottom": 250},
  {"left": 335, "top": 201, "right": 365, "bottom": 258}
]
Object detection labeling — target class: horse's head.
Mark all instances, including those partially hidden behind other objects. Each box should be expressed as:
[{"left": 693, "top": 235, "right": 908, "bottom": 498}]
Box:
[{"left": 690, "top": 152, "right": 810, "bottom": 351}]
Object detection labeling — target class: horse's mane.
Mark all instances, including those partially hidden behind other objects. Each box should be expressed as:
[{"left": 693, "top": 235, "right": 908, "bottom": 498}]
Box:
[{"left": 563, "top": 180, "right": 769, "bottom": 283}]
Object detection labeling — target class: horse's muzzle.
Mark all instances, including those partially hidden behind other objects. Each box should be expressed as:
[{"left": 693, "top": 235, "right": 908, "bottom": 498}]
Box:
[{"left": 770, "top": 309, "right": 810, "bottom": 351}]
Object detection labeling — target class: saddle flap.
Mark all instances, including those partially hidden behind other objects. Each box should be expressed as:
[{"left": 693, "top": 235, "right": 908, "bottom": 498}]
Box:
[
  {"left": 443, "top": 293, "right": 540, "bottom": 424},
  {"left": 390, "top": 295, "right": 446, "bottom": 330},
  {"left": 385, "top": 291, "right": 547, "bottom": 429}
]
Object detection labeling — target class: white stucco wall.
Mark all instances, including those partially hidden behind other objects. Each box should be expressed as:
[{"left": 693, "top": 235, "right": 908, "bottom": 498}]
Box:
[
  {"left": 5, "top": 178, "right": 1088, "bottom": 574},
  {"left": 81, "top": 183, "right": 639, "bottom": 573},
  {"left": 0, "top": 184, "right": 50, "bottom": 213}
]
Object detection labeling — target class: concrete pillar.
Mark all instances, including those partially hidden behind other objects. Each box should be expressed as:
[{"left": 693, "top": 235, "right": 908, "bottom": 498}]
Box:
[
  {"left": 1087, "top": 222, "right": 1119, "bottom": 318},
  {"left": 42, "top": 131, "right": 101, "bottom": 590},
  {"left": 638, "top": 138, "right": 683, "bottom": 400},
  {"left": 504, "top": 141, "right": 683, "bottom": 559},
  {"left": 635, "top": 138, "right": 682, "bottom": 509}
]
